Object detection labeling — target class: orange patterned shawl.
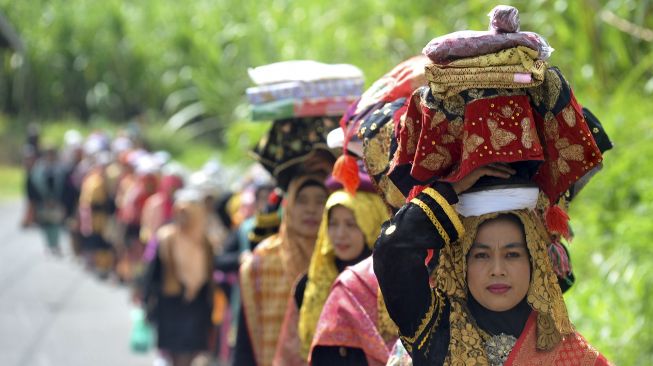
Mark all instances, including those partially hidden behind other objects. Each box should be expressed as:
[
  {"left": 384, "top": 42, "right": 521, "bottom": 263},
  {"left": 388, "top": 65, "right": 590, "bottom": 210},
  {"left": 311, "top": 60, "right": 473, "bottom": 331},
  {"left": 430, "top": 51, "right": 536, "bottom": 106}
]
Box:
[
  {"left": 506, "top": 311, "right": 611, "bottom": 365},
  {"left": 239, "top": 175, "right": 323, "bottom": 366}
]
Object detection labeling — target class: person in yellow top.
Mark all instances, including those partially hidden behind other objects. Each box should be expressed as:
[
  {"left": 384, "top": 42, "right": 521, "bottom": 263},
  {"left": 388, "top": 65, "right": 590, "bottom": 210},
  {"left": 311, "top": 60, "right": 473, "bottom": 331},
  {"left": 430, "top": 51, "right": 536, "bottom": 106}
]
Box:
[
  {"left": 78, "top": 153, "right": 114, "bottom": 276},
  {"left": 296, "top": 174, "right": 390, "bottom": 365}
]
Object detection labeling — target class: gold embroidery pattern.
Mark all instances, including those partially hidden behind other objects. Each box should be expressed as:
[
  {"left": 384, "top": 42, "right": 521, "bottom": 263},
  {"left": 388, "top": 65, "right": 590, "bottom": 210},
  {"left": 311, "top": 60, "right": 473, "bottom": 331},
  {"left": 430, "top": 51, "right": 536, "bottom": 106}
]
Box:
[
  {"left": 543, "top": 112, "right": 558, "bottom": 140},
  {"left": 430, "top": 110, "right": 447, "bottom": 129},
  {"left": 377, "top": 177, "right": 406, "bottom": 209},
  {"left": 544, "top": 111, "right": 585, "bottom": 183},
  {"left": 425, "top": 47, "right": 547, "bottom": 99},
  {"left": 422, "top": 187, "right": 466, "bottom": 238},
  {"left": 551, "top": 138, "right": 585, "bottom": 182},
  {"left": 442, "top": 117, "right": 464, "bottom": 144},
  {"left": 364, "top": 122, "right": 393, "bottom": 175},
  {"left": 405, "top": 116, "right": 417, "bottom": 155},
  {"left": 447, "top": 300, "right": 489, "bottom": 366},
  {"left": 556, "top": 138, "right": 584, "bottom": 164},
  {"left": 488, "top": 119, "right": 517, "bottom": 150},
  {"left": 462, "top": 131, "right": 485, "bottom": 160},
  {"left": 411, "top": 198, "right": 451, "bottom": 245},
  {"left": 400, "top": 289, "right": 437, "bottom": 345},
  {"left": 561, "top": 105, "right": 576, "bottom": 127},
  {"left": 499, "top": 104, "right": 523, "bottom": 119},
  {"left": 418, "top": 290, "right": 444, "bottom": 350},
  {"left": 544, "top": 69, "right": 562, "bottom": 111},
  {"left": 521, "top": 117, "right": 534, "bottom": 149},
  {"left": 419, "top": 146, "right": 452, "bottom": 172},
  {"left": 444, "top": 94, "right": 465, "bottom": 115},
  {"left": 536, "top": 312, "right": 562, "bottom": 350},
  {"left": 436, "top": 241, "right": 466, "bottom": 298}
]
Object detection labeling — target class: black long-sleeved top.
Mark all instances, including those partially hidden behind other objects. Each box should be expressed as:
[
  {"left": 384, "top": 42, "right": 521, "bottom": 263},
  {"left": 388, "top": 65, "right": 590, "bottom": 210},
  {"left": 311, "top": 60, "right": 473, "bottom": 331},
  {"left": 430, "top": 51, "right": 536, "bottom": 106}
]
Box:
[
  {"left": 373, "top": 183, "right": 533, "bottom": 365},
  {"left": 373, "top": 183, "right": 461, "bottom": 366}
]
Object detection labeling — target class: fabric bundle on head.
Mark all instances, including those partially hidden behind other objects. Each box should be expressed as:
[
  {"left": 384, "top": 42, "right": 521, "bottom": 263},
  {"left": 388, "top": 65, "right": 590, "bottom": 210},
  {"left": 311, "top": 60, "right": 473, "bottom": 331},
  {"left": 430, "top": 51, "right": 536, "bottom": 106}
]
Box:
[
  {"left": 250, "top": 116, "right": 338, "bottom": 191},
  {"left": 173, "top": 187, "right": 204, "bottom": 204},
  {"left": 384, "top": 6, "right": 605, "bottom": 237},
  {"left": 247, "top": 61, "right": 364, "bottom": 121},
  {"left": 422, "top": 5, "right": 553, "bottom": 64},
  {"left": 455, "top": 186, "right": 539, "bottom": 217},
  {"left": 298, "top": 189, "right": 390, "bottom": 357},
  {"left": 248, "top": 61, "right": 365, "bottom": 192},
  {"left": 334, "top": 56, "right": 431, "bottom": 208}
]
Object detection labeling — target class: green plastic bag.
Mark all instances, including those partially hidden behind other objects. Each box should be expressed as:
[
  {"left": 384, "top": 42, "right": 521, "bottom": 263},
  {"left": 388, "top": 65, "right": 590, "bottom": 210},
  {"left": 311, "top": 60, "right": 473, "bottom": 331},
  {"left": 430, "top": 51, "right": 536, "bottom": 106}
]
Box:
[{"left": 130, "top": 307, "right": 154, "bottom": 353}]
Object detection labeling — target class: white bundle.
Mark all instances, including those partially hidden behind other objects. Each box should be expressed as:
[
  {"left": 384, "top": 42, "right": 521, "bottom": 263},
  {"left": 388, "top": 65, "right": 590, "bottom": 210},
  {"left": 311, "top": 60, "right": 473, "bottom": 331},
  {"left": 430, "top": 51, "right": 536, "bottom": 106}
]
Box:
[
  {"left": 455, "top": 187, "right": 540, "bottom": 217},
  {"left": 247, "top": 60, "right": 364, "bottom": 85},
  {"left": 326, "top": 127, "right": 363, "bottom": 157}
]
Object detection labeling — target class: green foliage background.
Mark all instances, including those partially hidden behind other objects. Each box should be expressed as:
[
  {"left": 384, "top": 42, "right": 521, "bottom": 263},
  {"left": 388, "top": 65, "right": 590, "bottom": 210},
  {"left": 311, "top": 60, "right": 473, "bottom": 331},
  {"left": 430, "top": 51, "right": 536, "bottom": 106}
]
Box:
[{"left": 1, "top": 0, "right": 653, "bottom": 363}]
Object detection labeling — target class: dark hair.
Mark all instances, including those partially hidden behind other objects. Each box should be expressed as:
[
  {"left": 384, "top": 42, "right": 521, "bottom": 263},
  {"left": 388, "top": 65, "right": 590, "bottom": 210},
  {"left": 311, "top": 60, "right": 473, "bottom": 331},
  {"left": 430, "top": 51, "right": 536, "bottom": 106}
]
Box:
[
  {"left": 214, "top": 192, "right": 234, "bottom": 228},
  {"left": 296, "top": 179, "right": 326, "bottom": 195}
]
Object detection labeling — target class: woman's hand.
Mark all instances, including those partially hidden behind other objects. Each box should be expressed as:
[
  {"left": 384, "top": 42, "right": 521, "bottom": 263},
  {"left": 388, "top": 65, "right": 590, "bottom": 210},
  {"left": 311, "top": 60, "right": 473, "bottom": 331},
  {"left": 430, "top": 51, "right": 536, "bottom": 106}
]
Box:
[{"left": 450, "top": 163, "right": 516, "bottom": 194}]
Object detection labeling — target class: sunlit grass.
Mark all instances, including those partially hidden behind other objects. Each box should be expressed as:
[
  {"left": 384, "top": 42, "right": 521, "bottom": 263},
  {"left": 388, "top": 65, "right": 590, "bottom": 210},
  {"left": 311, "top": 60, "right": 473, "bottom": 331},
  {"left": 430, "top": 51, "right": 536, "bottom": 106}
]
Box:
[{"left": 0, "top": 165, "right": 24, "bottom": 200}]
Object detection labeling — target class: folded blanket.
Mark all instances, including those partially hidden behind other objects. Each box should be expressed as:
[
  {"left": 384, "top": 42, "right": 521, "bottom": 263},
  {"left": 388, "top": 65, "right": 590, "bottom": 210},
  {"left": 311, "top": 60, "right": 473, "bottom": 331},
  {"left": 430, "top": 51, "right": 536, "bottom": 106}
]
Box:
[
  {"left": 251, "top": 96, "right": 358, "bottom": 121},
  {"left": 426, "top": 47, "right": 547, "bottom": 99},
  {"left": 246, "top": 78, "right": 363, "bottom": 105}
]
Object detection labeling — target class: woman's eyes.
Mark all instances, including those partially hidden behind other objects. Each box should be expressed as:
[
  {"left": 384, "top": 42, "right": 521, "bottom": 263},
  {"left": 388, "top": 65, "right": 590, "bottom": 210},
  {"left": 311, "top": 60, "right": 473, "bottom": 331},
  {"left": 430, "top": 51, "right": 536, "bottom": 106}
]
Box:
[
  {"left": 328, "top": 221, "right": 359, "bottom": 230},
  {"left": 506, "top": 251, "right": 522, "bottom": 258},
  {"left": 471, "top": 251, "right": 522, "bottom": 259}
]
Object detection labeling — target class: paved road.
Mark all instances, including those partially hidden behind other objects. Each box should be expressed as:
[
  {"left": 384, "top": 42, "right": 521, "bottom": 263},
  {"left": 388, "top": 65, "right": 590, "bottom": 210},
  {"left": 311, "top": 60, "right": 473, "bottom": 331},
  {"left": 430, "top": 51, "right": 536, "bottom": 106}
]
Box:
[{"left": 0, "top": 200, "right": 155, "bottom": 366}]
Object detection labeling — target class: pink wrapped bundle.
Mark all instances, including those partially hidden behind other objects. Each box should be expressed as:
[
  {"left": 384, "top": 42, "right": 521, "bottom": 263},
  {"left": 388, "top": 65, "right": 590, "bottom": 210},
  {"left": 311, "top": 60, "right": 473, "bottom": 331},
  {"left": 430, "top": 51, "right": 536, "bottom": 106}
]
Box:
[
  {"left": 422, "top": 5, "right": 553, "bottom": 64},
  {"left": 423, "top": 31, "right": 552, "bottom": 64}
]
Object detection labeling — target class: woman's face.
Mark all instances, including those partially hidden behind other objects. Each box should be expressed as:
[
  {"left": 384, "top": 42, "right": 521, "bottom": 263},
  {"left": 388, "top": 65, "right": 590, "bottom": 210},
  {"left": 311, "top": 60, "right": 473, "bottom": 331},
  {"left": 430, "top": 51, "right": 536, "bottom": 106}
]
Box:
[
  {"left": 328, "top": 205, "right": 366, "bottom": 261},
  {"left": 290, "top": 185, "right": 327, "bottom": 237},
  {"left": 174, "top": 201, "right": 206, "bottom": 229},
  {"left": 467, "top": 217, "right": 530, "bottom": 312}
]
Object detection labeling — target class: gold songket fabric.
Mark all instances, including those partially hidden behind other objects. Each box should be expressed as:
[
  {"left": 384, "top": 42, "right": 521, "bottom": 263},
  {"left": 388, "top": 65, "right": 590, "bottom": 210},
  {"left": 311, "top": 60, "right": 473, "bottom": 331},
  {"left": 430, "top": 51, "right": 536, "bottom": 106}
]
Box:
[
  {"left": 435, "top": 209, "right": 575, "bottom": 364},
  {"left": 426, "top": 46, "right": 547, "bottom": 99}
]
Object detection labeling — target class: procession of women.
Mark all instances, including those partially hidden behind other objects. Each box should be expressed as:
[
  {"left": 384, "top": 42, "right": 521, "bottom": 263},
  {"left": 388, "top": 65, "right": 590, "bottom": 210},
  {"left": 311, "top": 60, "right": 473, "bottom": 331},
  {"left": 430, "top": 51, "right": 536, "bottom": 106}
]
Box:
[{"left": 16, "top": 6, "right": 623, "bottom": 366}]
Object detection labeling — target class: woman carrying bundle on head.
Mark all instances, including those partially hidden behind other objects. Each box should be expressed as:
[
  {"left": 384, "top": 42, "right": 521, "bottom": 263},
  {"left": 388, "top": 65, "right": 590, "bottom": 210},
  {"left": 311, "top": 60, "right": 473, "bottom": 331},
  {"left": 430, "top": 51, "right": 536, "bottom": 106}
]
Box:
[{"left": 372, "top": 6, "right": 611, "bottom": 365}]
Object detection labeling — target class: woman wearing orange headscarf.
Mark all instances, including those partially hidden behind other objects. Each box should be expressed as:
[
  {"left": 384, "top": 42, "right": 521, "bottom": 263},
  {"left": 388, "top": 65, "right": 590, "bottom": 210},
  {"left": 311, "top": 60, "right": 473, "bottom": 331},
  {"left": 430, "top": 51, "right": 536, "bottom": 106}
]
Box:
[{"left": 236, "top": 175, "right": 327, "bottom": 366}]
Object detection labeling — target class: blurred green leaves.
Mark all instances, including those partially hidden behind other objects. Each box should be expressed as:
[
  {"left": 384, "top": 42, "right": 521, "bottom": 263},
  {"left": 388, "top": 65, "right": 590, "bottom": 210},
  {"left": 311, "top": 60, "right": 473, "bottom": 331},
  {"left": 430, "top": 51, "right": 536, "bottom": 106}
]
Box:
[{"left": 3, "top": 0, "right": 651, "bottom": 127}]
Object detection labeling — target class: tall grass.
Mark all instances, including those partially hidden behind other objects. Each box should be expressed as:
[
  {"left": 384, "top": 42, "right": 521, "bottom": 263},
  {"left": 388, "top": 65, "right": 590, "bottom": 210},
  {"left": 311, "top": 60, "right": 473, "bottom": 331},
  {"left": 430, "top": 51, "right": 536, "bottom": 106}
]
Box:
[{"left": 2, "top": 0, "right": 651, "bottom": 126}]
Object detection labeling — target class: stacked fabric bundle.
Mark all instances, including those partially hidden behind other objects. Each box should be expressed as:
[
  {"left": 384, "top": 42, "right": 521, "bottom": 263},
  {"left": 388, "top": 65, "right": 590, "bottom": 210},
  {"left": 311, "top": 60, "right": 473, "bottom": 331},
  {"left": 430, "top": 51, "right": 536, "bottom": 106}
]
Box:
[
  {"left": 385, "top": 5, "right": 611, "bottom": 238},
  {"left": 247, "top": 60, "right": 364, "bottom": 121},
  {"left": 328, "top": 56, "right": 431, "bottom": 208}
]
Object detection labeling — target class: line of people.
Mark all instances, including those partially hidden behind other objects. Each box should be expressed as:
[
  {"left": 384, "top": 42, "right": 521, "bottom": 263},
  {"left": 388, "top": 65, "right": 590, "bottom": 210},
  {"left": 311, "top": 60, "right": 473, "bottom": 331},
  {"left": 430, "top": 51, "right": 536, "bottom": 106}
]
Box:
[{"left": 21, "top": 5, "right": 615, "bottom": 366}]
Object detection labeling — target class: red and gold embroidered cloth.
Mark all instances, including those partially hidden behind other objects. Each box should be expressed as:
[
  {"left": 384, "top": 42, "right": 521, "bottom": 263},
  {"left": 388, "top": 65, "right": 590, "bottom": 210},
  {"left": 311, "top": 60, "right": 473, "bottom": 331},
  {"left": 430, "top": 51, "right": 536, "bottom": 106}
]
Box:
[{"left": 389, "top": 67, "right": 603, "bottom": 203}]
